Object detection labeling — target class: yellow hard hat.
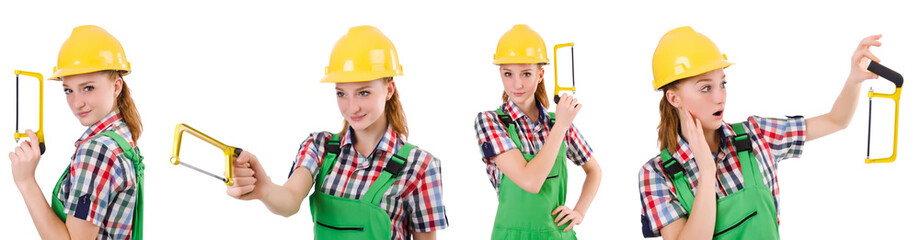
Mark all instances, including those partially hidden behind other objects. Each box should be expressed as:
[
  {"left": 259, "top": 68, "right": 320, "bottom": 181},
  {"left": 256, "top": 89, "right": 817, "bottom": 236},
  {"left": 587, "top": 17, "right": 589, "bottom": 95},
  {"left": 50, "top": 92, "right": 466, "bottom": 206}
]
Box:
[
  {"left": 493, "top": 24, "right": 549, "bottom": 65},
  {"left": 651, "top": 26, "right": 733, "bottom": 90},
  {"left": 50, "top": 25, "right": 131, "bottom": 80},
  {"left": 322, "top": 26, "right": 402, "bottom": 83}
]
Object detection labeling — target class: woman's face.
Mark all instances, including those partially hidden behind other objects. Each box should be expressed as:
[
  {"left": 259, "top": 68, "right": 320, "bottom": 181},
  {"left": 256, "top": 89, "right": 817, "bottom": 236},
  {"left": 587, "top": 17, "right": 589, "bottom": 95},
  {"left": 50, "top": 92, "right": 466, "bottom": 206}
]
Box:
[
  {"left": 61, "top": 72, "right": 122, "bottom": 126},
  {"left": 667, "top": 68, "right": 727, "bottom": 131},
  {"left": 336, "top": 78, "right": 394, "bottom": 132},
  {"left": 500, "top": 64, "right": 543, "bottom": 107}
]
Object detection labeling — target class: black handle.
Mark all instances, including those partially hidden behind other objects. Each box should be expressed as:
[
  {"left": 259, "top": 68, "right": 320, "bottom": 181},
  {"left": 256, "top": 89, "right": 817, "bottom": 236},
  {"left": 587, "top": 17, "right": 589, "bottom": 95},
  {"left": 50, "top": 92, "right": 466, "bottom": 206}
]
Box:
[
  {"left": 234, "top": 147, "right": 243, "bottom": 157},
  {"left": 867, "top": 61, "right": 903, "bottom": 88},
  {"left": 554, "top": 95, "right": 561, "bottom": 104},
  {"left": 39, "top": 142, "right": 46, "bottom": 155}
]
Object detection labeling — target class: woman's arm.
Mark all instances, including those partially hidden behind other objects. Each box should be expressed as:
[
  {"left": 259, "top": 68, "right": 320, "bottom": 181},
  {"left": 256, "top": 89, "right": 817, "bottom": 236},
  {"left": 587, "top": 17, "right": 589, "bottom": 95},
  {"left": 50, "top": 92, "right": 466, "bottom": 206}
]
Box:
[
  {"left": 493, "top": 125, "right": 569, "bottom": 194},
  {"left": 226, "top": 151, "right": 313, "bottom": 217},
  {"left": 660, "top": 109, "right": 719, "bottom": 240},
  {"left": 805, "top": 35, "right": 882, "bottom": 141},
  {"left": 10, "top": 130, "right": 99, "bottom": 240},
  {"left": 493, "top": 94, "right": 582, "bottom": 194},
  {"left": 16, "top": 179, "right": 100, "bottom": 240},
  {"left": 551, "top": 157, "right": 601, "bottom": 232},
  {"left": 412, "top": 231, "right": 436, "bottom": 240},
  {"left": 659, "top": 174, "right": 717, "bottom": 240}
]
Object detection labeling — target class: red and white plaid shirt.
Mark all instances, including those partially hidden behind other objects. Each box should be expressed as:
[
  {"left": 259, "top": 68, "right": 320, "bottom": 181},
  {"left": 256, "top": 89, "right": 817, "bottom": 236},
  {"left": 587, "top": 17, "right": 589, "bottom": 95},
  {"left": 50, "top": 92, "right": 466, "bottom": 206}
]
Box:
[
  {"left": 638, "top": 116, "right": 806, "bottom": 237},
  {"left": 474, "top": 100, "right": 594, "bottom": 195},
  {"left": 290, "top": 126, "right": 448, "bottom": 240}
]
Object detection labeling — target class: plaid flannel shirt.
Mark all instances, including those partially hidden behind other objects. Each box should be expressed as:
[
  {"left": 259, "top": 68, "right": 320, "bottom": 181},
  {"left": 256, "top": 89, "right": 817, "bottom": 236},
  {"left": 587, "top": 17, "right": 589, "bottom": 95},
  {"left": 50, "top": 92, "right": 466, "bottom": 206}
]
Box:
[{"left": 57, "top": 110, "right": 138, "bottom": 239}]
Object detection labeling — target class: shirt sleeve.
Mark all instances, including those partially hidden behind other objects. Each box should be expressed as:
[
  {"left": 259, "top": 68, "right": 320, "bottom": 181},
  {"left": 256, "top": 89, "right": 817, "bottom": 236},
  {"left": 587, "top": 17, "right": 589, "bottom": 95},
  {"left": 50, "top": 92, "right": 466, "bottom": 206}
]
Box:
[
  {"left": 64, "top": 139, "right": 128, "bottom": 227},
  {"left": 474, "top": 111, "right": 518, "bottom": 165},
  {"left": 289, "top": 132, "right": 330, "bottom": 180},
  {"left": 638, "top": 158, "right": 687, "bottom": 237},
  {"left": 564, "top": 123, "right": 594, "bottom": 165},
  {"left": 404, "top": 153, "right": 449, "bottom": 232},
  {"left": 749, "top": 115, "right": 806, "bottom": 164}
]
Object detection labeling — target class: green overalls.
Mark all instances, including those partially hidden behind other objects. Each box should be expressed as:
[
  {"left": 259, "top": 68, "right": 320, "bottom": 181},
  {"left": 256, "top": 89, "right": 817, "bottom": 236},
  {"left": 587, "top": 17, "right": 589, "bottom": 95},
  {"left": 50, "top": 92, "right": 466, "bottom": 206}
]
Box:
[
  {"left": 660, "top": 123, "right": 779, "bottom": 239},
  {"left": 51, "top": 131, "right": 145, "bottom": 240},
  {"left": 309, "top": 134, "right": 415, "bottom": 239},
  {"left": 491, "top": 109, "right": 575, "bottom": 240}
]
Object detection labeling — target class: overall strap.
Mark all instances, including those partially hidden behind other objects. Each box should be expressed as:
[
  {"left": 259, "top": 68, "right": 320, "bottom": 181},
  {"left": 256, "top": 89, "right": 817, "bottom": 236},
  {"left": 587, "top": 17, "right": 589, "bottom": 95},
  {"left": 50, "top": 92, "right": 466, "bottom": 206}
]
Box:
[
  {"left": 98, "top": 131, "right": 144, "bottom": 240},
  {"left": 547, "top": 112, "right": 556, "bottom": 130},
  {"left": 730, "top": 123, "right": 764, "bottom": 188},
  {"left": 660, "top": 149, "right": 694, "bottom": 212},
  {"left": 315, "top": 134, "right": 342, "bottom": 191},
  {"left": 495, "top": 108, "right": 524, "bottom": 148},
  {"left": 361, "top": 143, "right": 414, "bottom": 205}
]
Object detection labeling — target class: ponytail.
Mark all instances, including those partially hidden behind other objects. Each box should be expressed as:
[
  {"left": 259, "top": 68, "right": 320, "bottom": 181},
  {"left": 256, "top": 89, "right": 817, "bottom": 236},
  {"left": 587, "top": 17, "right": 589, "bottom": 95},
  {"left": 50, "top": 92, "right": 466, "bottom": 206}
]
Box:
[
  {"left": 107, "top": 71, "right": 142, "bottom": 143},
  {"left": 657, "top": 82, "right": 681, "bottom": 153}
]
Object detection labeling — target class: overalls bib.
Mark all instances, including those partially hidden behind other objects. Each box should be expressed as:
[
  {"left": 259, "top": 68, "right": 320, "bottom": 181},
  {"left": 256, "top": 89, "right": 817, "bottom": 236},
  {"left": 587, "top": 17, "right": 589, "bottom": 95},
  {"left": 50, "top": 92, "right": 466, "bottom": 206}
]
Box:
[
  {"left": 51, "top": 131, "right": 145, "bottom": 240},
  {"left": 309, "top": 134, "right": 415, "bottom": 239},
  {"left": 491, "top": 109, "right": 575, "bottom": 240},
  {"left": 660, "top": 123, "right": 779, "bottom": 239}
]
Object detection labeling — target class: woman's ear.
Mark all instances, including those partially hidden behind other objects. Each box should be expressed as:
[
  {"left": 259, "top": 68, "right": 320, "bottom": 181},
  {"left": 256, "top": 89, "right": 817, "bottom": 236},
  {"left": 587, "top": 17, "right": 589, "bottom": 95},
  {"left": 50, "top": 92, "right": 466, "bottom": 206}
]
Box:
[
  {"left": 666, "top": 89, "right": 681, "bottom": 109},
  {"left": 113, "top": 76, "right": 124, "bottom": 98},
  {"left": 386, "top": 79, "right": 396, "bottom": 100},
  {"left": 539, "top": 67, "right": 545, "bottom": 83}
]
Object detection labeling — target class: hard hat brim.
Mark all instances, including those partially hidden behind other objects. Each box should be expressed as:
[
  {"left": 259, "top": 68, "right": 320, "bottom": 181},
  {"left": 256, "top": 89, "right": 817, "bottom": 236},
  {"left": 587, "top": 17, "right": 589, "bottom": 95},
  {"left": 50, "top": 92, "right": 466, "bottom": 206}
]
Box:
[
  {"left": 321, "top": 71, "right": 402, "bottom": 83},
  {"left": 654, "top": 60, "right": 733, "bottom": 90},
  {"left": 49, "top": 67, "right": 131, "bottom": 80},
  {"left": 493, "top": 57, "right": 550, "bottom": 65}
]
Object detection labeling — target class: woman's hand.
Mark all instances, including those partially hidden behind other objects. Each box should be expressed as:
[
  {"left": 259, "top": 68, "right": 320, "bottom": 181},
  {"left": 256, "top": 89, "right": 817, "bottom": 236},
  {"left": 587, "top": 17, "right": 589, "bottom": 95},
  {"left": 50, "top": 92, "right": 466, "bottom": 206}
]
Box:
[
  {"left": 552, "top": 205, "right": 583, "bottom": 232},
  {"left": 554, "top": 93, "right": 581, "bottom": 128},
  {"left": 678, "top": 108, "right": 716, "bottom": 176},
  {"left": 227, "top": 151, "right": 270, "bottom": 200},
  {"left": 848, "top": 35, "right": 882, "bottom": 83},
  {"left": 9, "top": 129, "right": 42, "bottom": 189}
]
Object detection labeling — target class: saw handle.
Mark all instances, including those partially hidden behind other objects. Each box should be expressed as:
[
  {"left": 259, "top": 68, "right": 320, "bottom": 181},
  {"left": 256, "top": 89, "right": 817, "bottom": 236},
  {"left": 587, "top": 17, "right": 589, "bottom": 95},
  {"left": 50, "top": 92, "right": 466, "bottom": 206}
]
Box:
[{"left": 867, "top": 61, "right": 903, "bottom": 88}]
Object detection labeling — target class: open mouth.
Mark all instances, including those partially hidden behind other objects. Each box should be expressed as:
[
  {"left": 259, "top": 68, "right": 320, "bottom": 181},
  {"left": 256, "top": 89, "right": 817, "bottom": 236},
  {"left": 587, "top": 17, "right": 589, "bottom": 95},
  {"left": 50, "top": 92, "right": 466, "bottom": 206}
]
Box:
[{"left": 713, "top": 110, "right": 723, "bottom": 117}]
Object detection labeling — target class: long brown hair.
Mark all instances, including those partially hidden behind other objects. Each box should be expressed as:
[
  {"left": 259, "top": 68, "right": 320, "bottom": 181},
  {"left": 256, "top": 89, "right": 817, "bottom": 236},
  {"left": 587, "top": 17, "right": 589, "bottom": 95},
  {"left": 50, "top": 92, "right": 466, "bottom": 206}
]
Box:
[
  {"left": 501, "top": 64, "right": 550, "bottom": 108},
  {"left": 339, "top": 77, "right": 408, "bottom": 138},
  {"left": 657, "top": 81, "right": 681, "bottom": 153},
  {"left": 106, "top": 71, "right": 142, "bottom": 143}
]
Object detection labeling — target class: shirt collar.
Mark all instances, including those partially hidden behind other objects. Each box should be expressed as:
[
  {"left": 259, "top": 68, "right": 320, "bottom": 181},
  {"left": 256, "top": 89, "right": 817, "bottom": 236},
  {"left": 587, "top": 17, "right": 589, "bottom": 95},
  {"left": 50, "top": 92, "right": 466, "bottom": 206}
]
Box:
[
  {"left": 75, "top": 110, "right": 123, "bottom": 147},
  {"left": 502, "top": 99, "right": 551, "bottom": 127},
  {"left": 341, "top": 124, "right": 403, "bottom": 155}
]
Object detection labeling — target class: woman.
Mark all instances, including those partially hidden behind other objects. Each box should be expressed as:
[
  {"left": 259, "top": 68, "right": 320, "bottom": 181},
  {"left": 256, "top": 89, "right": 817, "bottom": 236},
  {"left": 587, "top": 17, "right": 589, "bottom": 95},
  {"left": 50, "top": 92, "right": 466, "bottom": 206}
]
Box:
[
  {"left": 473, "top": 24, "right": 602, "bottom": 239},
  {"left": 226, "top": 25, "right": 448, "bottom": 240},
  {"left": 638, "top": 26, "right": 881, "bottom": 239},
  {"left": 9, "top": 25, "right": 144, "bottom": 240}
]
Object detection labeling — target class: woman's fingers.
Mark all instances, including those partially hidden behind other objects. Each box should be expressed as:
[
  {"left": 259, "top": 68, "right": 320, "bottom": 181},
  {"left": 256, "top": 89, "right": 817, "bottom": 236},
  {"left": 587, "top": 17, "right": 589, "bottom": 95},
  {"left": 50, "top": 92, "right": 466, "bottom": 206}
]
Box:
[
  {"left": 234, "top": 167, "right": 254, "bottom": 178},
  {"left": 553, "top": 206, "right": 571, "bottom": 223},
  {"left": 563, "top": 219, "right": 576, "bottom": 232},
  {"left": 26, "top": 130, "right": 40, "bottom": 155},
  {"left": 557, "top": 213, "right": 575, "bottom": 227},
  {"left": 226, "top": 185, "right": 255, "bottom": 198},
  {"left": 551, "top": 205, "right": 565, "bottom": 215},
  {"left": 233, "top": 176, "right": 257, "bottom": 186}
]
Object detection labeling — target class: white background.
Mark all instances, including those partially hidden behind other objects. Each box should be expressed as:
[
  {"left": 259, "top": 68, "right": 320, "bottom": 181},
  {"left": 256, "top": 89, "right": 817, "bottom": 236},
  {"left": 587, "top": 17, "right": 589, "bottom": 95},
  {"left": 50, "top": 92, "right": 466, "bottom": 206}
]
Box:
[{"left": 1, "top": 0, "right": 917, "bottom": 239}]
